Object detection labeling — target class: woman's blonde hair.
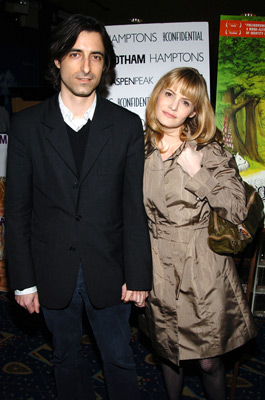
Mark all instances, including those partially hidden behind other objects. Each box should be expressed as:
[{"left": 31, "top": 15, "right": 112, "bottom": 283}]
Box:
[{"left": 145, "top": 67, "right": 217, "bottom": 147}]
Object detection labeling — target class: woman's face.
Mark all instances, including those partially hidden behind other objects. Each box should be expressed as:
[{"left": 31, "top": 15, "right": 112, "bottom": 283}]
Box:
[{"left": 155, "top": 86, "right": 196, "bottom": 134}]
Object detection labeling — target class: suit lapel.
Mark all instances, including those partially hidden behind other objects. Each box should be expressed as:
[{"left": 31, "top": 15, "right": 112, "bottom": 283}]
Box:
[
  {"left": 79, "top": 96, "right": 113, "bottom": 183},
  {"left": 41, "top": 95, "right": 113, "bottom": 181},
  {"left": 42, "top": 96, "right": 78, "bottom": 177}
]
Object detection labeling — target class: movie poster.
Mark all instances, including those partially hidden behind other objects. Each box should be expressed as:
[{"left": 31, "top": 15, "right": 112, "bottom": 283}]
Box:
[{"left": 215, "top": 15, "right": 265, "bottom": 213}]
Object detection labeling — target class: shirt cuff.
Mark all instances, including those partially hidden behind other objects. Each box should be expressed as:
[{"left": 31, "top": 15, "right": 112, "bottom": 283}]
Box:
[{"left": 15, "top": 286, "right": 38, "bottom": 295}]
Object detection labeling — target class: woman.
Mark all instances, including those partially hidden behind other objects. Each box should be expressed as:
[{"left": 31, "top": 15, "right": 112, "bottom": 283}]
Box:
[{"left": 142, "top": 67, "right": 257, "bottom": 399}]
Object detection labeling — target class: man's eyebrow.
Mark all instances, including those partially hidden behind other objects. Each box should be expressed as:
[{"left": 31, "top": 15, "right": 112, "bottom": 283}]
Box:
[
  {"left": 91, "top": 51, "right": 105, "bottom": 57},
  {"left": 69, "top": 48, "right": 81, "bottom": 52},
  {"left": 69, "top": 48, "right": 104, "bottom": 56}
]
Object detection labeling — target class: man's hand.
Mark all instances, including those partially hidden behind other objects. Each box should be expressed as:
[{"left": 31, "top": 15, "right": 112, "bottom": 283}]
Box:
[
  {"left": 15, "top": 292, "right": 40, "bottom": 314},
  {"left": 121, "top": 283, "right": 149, "bottom": 308}
]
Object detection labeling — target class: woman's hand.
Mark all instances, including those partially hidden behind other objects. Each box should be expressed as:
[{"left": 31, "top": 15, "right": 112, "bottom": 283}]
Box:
[
  {"left": 177, "top": 142, "right": 203, "bottom": 177},
  {"left": 121, "top": 283, "right": 149, "bottom": 307}
]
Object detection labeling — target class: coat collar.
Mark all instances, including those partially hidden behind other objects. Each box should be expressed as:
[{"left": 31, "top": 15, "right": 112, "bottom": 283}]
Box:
[
  {"left": 145, "top": 139, "right": 186, "bottom": 160},
  {"left": 145, "top": 140, "right": 157, "bottom": 158},
  {"left": 42, "top": 94, "right": 114, "bottom": 181}
]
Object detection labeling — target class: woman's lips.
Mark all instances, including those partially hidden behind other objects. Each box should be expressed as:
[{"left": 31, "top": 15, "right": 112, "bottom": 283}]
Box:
[{"left": 163, "top": 111, "right": 175, "bottom": 119}]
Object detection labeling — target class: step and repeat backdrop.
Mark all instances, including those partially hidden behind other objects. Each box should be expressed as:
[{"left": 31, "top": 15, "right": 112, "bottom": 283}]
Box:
[{"left": 106, "top": 21, "right": 210, "bottom": 123}]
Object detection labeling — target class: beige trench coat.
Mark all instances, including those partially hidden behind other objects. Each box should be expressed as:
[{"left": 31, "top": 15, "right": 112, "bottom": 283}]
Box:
[{"left": 142, "top": 140, "right": 257, "bottom": 365}]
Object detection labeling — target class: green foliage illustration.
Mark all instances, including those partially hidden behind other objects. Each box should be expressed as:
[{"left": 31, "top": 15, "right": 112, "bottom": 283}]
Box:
[{"left": 215, "top": 16, "right": 265, "bottom": 170}]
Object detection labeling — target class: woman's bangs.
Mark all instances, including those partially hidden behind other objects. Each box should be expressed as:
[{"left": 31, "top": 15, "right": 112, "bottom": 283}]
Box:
[{"left": 176, "top": 78, "right": 201, "bottom": 106}]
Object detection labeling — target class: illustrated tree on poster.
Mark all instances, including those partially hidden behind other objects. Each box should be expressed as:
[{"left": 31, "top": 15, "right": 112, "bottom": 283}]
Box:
[{"left": 216, "top": 35, "right": 265, "bottom": 164}]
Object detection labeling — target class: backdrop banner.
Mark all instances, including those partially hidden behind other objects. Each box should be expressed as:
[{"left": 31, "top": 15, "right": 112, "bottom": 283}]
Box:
[
  {"left": 106, "top": 21, "right": 210, "bottom": 123},
  {"left": 215, "top": 15, "right": 265, "bottom": 213},
  {"left": 0, "top": 124, "right": 7, "bottom": 291}
]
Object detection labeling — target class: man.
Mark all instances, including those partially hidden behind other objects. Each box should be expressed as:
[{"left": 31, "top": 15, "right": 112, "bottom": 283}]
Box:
[{"left": 5, "top": 14, "right": 152, "bottom": 400}]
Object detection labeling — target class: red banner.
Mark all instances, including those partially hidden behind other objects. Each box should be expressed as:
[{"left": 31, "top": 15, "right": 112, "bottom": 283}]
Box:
[{"left": 220, "top": 19, "right": 265, "bottom": 38}]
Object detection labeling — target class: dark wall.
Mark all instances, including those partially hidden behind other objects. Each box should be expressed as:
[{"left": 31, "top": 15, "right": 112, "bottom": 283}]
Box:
[{"left": 0, "top": 0, "right": 264, "bottom": 107}]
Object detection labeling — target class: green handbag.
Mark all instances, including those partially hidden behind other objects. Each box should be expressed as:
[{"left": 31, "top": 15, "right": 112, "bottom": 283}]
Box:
[{"left": 208, "top": 182, "right": 264, "bottom": 255}]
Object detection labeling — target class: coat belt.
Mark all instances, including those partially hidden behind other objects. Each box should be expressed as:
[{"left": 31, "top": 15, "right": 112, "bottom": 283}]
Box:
[{"left": 148, "top": 220, "right": 205, "bottom": 242}]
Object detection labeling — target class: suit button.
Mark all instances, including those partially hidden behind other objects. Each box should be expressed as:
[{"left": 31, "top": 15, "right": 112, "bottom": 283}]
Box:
[
  {"left": 69, "top": 246, "right": 76, "bottom": 252},
  {"left": 73, "top": 182, "right": 79, "bottom": 189},
  {"left": 75, "top": 215, "right": 82, "bottom": 221}
]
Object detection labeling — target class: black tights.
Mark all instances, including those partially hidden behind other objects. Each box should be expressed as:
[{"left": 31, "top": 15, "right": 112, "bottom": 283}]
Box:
[
  {"left": 161, "top": 362, "right": 184, "bottom": 400},
  {"left": 161, "top": 356, "right": 226, "bottom": 400}
]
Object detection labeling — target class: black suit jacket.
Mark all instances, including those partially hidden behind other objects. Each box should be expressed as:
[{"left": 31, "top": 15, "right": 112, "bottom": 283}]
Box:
[{"left": 5, "top": 94, "right": 152, "bottom": 309}]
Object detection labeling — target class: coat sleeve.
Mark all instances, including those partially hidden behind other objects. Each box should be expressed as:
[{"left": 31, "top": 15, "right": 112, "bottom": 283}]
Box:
[
  {"left": 5, "top": 112, "right": 36, "bottom": 290},
  {"left": 184, "top": 143, "right": 248, "bottom": 225},
  {"left": 122, "top": 115, "right": 152, "bottom": 291}
]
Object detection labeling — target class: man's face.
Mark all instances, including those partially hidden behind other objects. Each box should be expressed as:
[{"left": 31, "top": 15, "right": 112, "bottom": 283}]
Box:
[{"left": 54, "top": 31, "right": 105, "bottom": 102}]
